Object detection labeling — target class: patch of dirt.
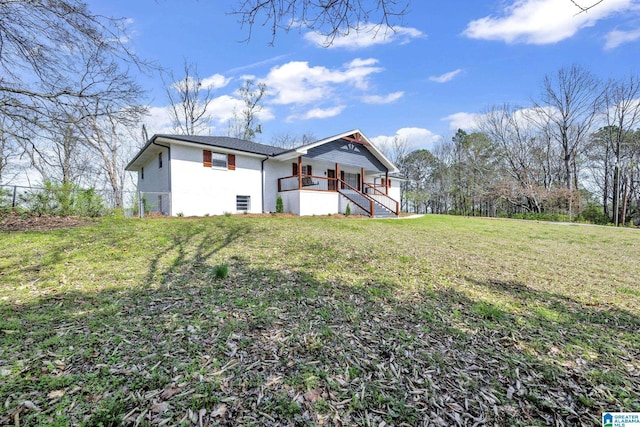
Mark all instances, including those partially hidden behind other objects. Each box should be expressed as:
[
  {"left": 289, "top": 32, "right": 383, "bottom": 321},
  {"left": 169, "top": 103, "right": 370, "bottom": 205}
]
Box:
[{"left": 0, "top": 212, "right": 94, "bottom": 232}]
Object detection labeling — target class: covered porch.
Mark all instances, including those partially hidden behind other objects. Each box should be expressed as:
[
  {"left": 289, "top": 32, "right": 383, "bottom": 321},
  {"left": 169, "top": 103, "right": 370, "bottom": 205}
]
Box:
[{"left": 276, "top": 155, "right": 399, "bottom": 217}]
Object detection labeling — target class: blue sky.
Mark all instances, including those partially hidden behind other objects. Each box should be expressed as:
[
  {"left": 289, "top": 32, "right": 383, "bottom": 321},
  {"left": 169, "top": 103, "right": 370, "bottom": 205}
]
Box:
[{"left": 88, "top": 0, "right": 640, "bottom": 151}]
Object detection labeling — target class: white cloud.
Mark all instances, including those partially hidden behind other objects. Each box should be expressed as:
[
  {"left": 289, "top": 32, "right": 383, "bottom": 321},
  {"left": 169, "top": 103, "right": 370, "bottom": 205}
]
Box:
[
  {"left": 290, "top": 106, "right": 346, "bottom": 121},
  {"left": 204, "top": 95, "right": 244, "bottom": 123},
  {"left": 463, "top": 0, "right": 634, "bottom": 44},
  {"left": 362, "top": 91, "right": 404, "bottom": 104},
  {"left": 429, "top": 69, "right": 463, "bottom": 83},
  {"left": 304, "top": 23, "right": 425, "bottom": 49},
  {"left": 443, "top": 112, "right": 482, "bottom": 131},
  {"left": 200, "top": 73, "right": 232, "bottom": 90},
  {"left": 605, "top": 28, "right": 640, "bottom": 49},
  {"left": 144, "top": 106, "right": 174, "bottom": 134},
  {"left": 346, "top": 58, "right": 379, "bottom": 68},
  {"left": 263, "top": 59, "right": 383, "bottom": 105},
  {"left": 372, "top": 127, "right": 442, "bottom": 151}
]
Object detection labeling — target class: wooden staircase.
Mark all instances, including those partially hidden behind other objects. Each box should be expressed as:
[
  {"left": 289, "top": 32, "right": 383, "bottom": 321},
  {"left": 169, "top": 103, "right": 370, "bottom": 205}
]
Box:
[{"left": 337, "top": 179, "right": 398, "bottom": 218}]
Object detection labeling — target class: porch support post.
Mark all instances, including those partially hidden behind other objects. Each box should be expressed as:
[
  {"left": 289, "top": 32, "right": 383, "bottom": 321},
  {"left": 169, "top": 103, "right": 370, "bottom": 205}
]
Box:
[
  {"left": 360, "top": 167, "right": 365, "bottom": 192},
  {"left": 385, "top": 170, "right": 389, "bottom": 195},
  {"left": 335, "top": 163, "right": 340, "bottom": 190},
  {"left": 298, "top": 156, "right": 302, "bottom": 190}
]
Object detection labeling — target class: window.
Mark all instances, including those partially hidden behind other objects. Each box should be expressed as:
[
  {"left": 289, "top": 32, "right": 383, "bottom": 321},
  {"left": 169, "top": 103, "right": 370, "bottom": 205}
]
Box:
[
  {"left": 292, "top": 163, "right": 312, "bottom": 176},
  {"left": 158, "top": 152, "right": 163, "bottom": 168},
  {"left": 204, "top": 150, "right": 235, "bottom": 169},
  {"left": 236, "top": 195, "right": 250, "bottom": 211},
  {"left": 212, "top": 152, "right": 227, "bottom": 168},
  {"left": 141, "top": 167, "right": 144, "bottom": 180},
  {"left": 341, "top": 172, "right": 360, "bottom": 191}
]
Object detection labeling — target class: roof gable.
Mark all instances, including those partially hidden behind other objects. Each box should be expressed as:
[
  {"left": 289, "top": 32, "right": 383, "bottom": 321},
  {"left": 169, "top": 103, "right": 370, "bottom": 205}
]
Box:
[
  {"left": 273, "top": 129, "right": 398, "bottom": 173},
  {"left": 305, "top": 139, "right": 387, "bottom": 171}
]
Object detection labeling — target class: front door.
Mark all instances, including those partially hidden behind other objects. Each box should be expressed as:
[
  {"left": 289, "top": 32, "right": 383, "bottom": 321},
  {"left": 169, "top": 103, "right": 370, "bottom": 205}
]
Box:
[{"left": 327, "top": 169, "right": 336, "bottom": 191}]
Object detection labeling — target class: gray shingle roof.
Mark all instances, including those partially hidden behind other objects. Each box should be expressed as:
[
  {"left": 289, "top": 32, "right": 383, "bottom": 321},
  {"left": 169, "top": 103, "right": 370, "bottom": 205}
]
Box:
[{"left": 156, "top": 134, "right": 288, "bottom": 156}]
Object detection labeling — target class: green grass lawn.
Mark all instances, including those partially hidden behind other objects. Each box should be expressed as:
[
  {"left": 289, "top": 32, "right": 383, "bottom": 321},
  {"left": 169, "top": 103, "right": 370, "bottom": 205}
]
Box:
[{"left": 0, "top": 214, "right": 638, "bottom": 426}]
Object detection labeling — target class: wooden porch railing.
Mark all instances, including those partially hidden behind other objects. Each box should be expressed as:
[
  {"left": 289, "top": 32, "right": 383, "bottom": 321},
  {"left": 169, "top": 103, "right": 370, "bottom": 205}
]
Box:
[
  {"left": 278, "top": 175, "right": 334, "bottom": 192},
  {"left": 277, "top": 175, "right": 399, "bottom": 217}
]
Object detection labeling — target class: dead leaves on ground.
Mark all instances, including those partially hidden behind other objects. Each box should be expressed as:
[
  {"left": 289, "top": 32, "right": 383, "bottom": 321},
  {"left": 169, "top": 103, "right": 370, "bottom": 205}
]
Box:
[{"left": 1, "top": 273, "right": 638, "bottom": 426}]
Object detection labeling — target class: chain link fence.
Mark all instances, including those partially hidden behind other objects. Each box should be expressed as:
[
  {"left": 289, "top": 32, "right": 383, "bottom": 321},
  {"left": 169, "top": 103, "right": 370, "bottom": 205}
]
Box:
[
  {"left": 0, "top": 184, "right": 143, "bottom": 217},
  {"left": 135, "top": 191, "right": 171, "bottom": 218}
]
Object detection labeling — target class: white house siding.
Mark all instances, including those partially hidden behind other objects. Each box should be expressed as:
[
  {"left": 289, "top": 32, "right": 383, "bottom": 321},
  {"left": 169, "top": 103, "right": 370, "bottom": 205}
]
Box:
[
  {"left": 137, "top": 147, "right": 170, "bottom": 194},
  {"left": 388, "top": 181, "right": 401, "bottom": 204},
  {"left": 263, "top": 160, "right": 292, "bottom": 213},
  {"left": 170, "top": 144, "right": 263, "bottom": 216}
]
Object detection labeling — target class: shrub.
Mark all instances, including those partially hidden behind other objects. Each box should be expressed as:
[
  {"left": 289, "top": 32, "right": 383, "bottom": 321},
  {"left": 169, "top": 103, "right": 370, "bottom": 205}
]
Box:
[
  {"left": 276, "top": 194, "right": 284, "bottom": 213},
  {"left": 20, "top": 181, "right": 104, "bottom": 217},
  {"left": 580, "top": 202, "right": 609, "bottom": 225},
  {"left": 345, "top": 203, "right": 351, "bottom": 216}
]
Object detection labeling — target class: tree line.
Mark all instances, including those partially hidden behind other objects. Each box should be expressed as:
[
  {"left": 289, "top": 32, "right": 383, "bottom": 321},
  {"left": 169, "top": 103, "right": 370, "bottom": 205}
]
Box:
[{"left": 395, "top": 65, "right": 640, "bottom": 226}]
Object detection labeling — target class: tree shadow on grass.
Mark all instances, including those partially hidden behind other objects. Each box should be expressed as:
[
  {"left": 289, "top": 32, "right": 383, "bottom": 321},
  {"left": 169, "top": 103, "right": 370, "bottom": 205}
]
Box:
[
  {"left": 1, "top": 230, "right": 639, "bottom": 426},
  {"left": 143, "top": 218, "right": 253, "bottom": 287}
]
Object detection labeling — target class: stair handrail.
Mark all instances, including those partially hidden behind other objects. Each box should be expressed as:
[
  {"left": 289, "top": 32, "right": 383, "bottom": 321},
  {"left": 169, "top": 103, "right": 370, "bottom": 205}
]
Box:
[
  {"left": 337, "top": 178, "right": 377, "bottom": 216},
  {"left": 362, "top": 183, "right": 399, "bottom": 215}
]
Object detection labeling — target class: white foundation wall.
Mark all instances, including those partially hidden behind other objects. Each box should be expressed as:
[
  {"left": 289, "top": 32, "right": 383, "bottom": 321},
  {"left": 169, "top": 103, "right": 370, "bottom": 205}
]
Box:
[
  {"left": 278, "top": 190, "right": 340, "bottom": 216},
  {"left": 278, "top": 191, "right": 300, "bottom": 215},
  {"left": 170, "top": 144, "right": 263, "bottom": 216},
  {"left": 299, "top": 191, "right": 339, "bottom": 216}
]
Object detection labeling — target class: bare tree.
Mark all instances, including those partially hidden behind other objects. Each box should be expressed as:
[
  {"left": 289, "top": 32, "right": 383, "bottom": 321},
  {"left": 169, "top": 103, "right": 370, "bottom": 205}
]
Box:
[
  {"left": 0, "top": 0, "right": 147, "bottom": 134},
  {"left": 21, "top": 117, "right": 94, "bottom": 186},
  {"left": 480, "top": 105, "right": 548, "bottom": 212},
  {"left": 600, "top": 75, "right": 640, "bottom": 225},
  {"left": 0, "top": 119, "right": 20, "bottom": 183},
  {"left": 232, "top": 0, "right": 410, "bottom": 44},
  {"left": 533, "top": 65, "right": 602, "bottom": 191},
  {"left": 240, "top": 79, "right": 267, "bottom": 141},
  {"left": 377, "top": 136, "right": 410, "bottom": 166},
  {"left": 228, "top": 79, "right": 267, "bottom": 141},
  {"left": 164, "top": 62, "right": 214, "bottom": 135},
  {"left": 233, "top": 0, "right": 594, "bottom": 44},
  {"left": 270, "top": 132, "right": 316, "bottom": 148},
  {"left": 570, "top": 0, "right": 605, "bottom": 13},
  {"left": 76, "top": 113, "right": 141, "bottom": 209}
]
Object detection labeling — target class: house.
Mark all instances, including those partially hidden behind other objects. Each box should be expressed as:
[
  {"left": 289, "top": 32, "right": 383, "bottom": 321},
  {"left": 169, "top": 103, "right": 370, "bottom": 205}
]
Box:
[{"left": 125, "top": 129, "right": 401, "bottom": 217}]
